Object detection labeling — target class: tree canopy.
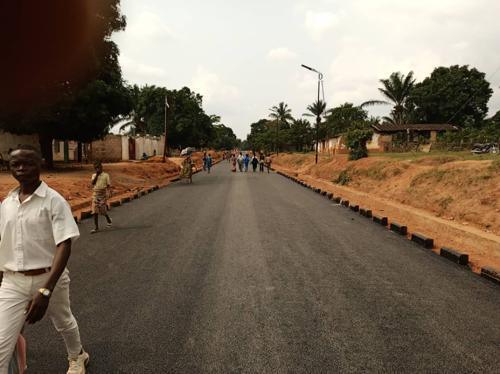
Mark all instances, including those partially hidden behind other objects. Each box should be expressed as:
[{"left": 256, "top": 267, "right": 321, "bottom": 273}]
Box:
[
  {"left": 0, "top": 0, "right": 131, "bottom": 167},
  {"left": 409, "top": 65, "right": 493, "bottom": 128}
]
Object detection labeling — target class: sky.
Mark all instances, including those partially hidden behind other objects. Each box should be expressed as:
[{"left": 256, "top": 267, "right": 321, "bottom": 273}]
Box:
[{"left": 113, "top": 0, "right": 500, "bottom": 139}]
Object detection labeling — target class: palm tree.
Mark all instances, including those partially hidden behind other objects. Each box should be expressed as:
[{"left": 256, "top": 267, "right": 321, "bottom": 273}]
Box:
[
  {"left": 269, "top": 102, "right": 293, "bottom": 154},
  {"left": 377, "top": 71, "right": 416, "bottom": 125}
]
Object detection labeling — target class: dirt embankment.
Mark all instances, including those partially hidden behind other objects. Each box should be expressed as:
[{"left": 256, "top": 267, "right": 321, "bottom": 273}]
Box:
[
  {"left": 272, "top": 153, "right": 500, "bottom": 272},
  {"left": 0, "top": 151, "right": 223, "bottom": 214}
]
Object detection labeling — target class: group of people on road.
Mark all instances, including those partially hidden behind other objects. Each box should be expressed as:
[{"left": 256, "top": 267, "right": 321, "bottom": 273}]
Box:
[{"left": 229, "top": 152, "right": 271, "bottom": 173}]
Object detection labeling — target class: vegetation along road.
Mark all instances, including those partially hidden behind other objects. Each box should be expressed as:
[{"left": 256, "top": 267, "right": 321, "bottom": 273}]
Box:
[{"left": 27, "top": 164, "right": 500, "bottom": 373}]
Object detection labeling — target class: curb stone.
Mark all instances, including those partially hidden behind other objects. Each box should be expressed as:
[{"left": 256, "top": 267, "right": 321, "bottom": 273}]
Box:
[
  {"left": 440, "top": 247, "right": 469, "bottom": 266},
  {"left": 390, "top": 222, "right": 408, "bottom": 236},
  {"left": 411, "top": 232, "right": 434, "bottom": 249},
  {"left": 373, "top": 215, "right": 388, "bottom": 226},
  {"left": 480, "top": 267, "right": 500, "bottom": 284}
]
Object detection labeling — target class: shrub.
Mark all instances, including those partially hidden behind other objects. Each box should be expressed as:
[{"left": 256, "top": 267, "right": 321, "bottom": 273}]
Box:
[
  {"left": 335, "top": 169, "right": 351, "bottom": 185},
  {"left": 345, "top": 125, "right": 373, "bottom": 160}
]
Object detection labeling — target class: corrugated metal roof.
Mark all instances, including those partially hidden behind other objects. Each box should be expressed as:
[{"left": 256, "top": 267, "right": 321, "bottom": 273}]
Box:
[{"left": 371, "top": 123, "right": 458, "bottom": 132}]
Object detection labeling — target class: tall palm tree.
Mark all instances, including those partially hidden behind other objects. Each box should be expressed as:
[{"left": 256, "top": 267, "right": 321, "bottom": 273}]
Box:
[
  {"left": 269, "top": 102, "right": 293, "bottom": 154},
  {"left": 377, "top": 71, "right": 415, "bottom": 125}
]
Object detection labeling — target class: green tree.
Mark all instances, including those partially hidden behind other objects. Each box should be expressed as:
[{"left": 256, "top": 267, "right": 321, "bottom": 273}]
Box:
[
  {"left": 325, "top": 103, "right": 368, "bottom": 137},
  {"left": 246, "top": 119, "right": 274, "bottom": 152},
  {"left": 345, "top": 123, "right": 373, "bottom": 160},
  {"left": 378, "top": 71, "right": 416, "bottom": 125},
  {"left": 210, "top": 124, "right": 239, "bottom": 150},
  {"left": 409, "top": 65, "right": 493, "bottom": 128},
  {"left": 269, "top": 102, "right": 294, "bottom": 153},
  {"left": 289, "top": 119, "right": 313, "bottom": 151},
  {"left": 0, "top": 0, "right": 131, "bottom": 168}
]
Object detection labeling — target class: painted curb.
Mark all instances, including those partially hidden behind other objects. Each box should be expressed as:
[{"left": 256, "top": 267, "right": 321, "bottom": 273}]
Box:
[
  {"left": 411, "top": 232, "right": 434, "bottom": 249},
  {"left": 440, "top": 247, "right": 469, "bottom": 266},
  {"left": 341, "top": 200, "right": 349, "bottom": 207},
  {"left": 390, "top": 222, "right": 408, "bottom": 236},
  {"left": 373, "top": 215, "right": 388, "bottom": 226},
  {"left": 480, "top": 267, "right": 500, "bottom": 284},
  {"left": 359, "top": 208, "right": 372, "bottom": 218},
  {"left": 110, "top": 200, "right": 121, "bottom": 208},
  {"left": 327, "top": 193, "right": 333, "bottom": 199},
  {"left": 349, "top": 205, "right": 359, "bottom": 212},
  {"left": 332, "top": 197, "right": 341, "bottom": 204}
]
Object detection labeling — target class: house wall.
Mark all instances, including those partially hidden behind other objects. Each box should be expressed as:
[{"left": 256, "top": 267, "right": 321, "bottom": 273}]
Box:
[
  {"left": 53, "top": 140, "right": 79, "bottom": 161},
  {"left": 91, "top": 135, "right": 123, "bottom": 162},
  {"left": 134, "top": 135, "right": 164, "bottom": 159},
  {"left": 0, "top": 131, "right": 39, "bottom": 157},
  {"left": 367, "top": 133, "right": 393, "bottom": 152},
  {"left": 121, "top": 136, "right": 129, "bottom": 161}
]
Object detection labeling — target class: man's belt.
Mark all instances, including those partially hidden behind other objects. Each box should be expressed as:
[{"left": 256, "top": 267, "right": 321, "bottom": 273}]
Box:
[{"left": 17, "top": 268, "right": 51, "bottom": 276}]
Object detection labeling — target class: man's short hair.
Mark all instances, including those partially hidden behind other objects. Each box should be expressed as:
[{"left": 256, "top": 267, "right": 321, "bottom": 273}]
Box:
[{"left": 10, "top": 145, "right": 42, "bottom": 159}]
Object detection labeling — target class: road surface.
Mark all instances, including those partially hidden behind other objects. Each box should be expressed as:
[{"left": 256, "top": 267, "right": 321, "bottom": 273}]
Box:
[{"left": 26, "top": 163, "right": 500, "bottom": 373}]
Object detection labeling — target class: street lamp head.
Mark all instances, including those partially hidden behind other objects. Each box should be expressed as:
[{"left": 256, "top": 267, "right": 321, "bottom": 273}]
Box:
[{"left": 302, "top": 64, "right": 321, "bottom": 73}]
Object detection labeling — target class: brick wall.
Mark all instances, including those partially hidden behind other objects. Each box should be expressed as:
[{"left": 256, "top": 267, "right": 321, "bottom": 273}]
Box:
[
  {"left": 0, "top": 131, "right": 40, "bottom": 158},
  {"left": 91, "top": 135, "right": 123, "bottom": 162}
]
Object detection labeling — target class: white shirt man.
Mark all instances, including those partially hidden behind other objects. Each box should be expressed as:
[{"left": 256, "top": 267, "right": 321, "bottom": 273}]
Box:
[{"left": 0, "top": 147, "right": 89, "bottom": 374}]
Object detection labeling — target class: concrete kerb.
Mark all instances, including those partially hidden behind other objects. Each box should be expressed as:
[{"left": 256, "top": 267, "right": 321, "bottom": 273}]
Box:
[
  {"left": 341, "top": 200, "right": 349, "bottom": 207},
  {"left": 440, "top": 247, "right": 469, "bottom": 266},
  {"left": 390, "top": 222, "right": 408, "bottom": 236},
  {"left": 349, "top": 204, "right": 359, "bottom": 212},
  {"left": 373, "top": 215, "right": 388, "bottom": 226},
  {"left": 411, "top": 232, "right": 434, "bottom": 249},
  {"left": 480, "top": 267, "right": 500, "bottom": 285}
]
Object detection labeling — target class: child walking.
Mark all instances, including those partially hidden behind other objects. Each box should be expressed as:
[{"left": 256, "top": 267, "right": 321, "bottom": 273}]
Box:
[{"left": 91, "top": 161, "right": 112, "bottom": 233}]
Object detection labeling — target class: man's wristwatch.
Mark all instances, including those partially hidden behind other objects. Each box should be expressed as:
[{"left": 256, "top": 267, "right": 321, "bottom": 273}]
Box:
[{"left": 38, "top": 288, "right": 52, "bottom": 298}]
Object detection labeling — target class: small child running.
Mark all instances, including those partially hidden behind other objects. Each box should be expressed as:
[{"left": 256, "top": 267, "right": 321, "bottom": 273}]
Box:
[{"left": 91, "top": 161, "right": 113, "bottom": 233}]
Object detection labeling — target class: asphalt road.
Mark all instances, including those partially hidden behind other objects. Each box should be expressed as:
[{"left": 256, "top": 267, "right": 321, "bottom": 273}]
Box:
[{"left": 26, "top": 162, "right": 500, "bottom": 373}]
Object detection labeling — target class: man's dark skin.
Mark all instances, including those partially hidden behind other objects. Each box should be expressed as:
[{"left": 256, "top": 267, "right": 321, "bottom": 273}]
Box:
[{"left": 8, "top": 149, "right": 72, "bottom": 324}]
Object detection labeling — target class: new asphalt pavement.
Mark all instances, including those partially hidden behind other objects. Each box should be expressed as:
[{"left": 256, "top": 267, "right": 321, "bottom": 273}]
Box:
[{"left": 26, "top": 162, "right": 500, "bottom": 373}]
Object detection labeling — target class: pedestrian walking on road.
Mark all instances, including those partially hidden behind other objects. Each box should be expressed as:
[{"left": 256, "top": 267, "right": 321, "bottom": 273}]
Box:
[
  {"left": 91, "top": 161, "right": 112, "bottom": 234},
  {"left": 230, "top": 153, "right": 237, "bottom": 172},
  {"left": 243, "top": 153, "right": 250, "bottom": 172},
  {"left": 237, "top": 153, "right": 243, "bottom": 172},
  {"left": 202, "top": 152, "right": 207, "bottom": 171},
  {"left": 265, "top": 155, "right": 272, "bottom": 173},
  {"left": 206, "top": 154, "right": 213, "bottom": 173},
  {"left": 259, "top": 153, "right": 265, "bottom": 172},
  {"left": 0, "top": 145, "right": 89, "bottom": 374},
  {"left": 251, "top": 155, "right": 259, "bottom": 172},
  {"left": 180, "top": 155, "right": 194, "bottom": 183}
]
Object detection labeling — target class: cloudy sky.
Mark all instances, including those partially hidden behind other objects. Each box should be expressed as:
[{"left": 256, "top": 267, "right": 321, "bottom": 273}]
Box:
[{"left": 113, "top": 0, "right": 500, "bottom": 139}]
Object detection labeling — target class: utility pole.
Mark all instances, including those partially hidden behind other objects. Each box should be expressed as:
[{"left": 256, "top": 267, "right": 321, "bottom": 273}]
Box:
[
  {"left": 162, "top": 95, "right": 169, "bottom": 162},
  {"left": 301, "top": 64, "right": 325, "bottom": 164}
]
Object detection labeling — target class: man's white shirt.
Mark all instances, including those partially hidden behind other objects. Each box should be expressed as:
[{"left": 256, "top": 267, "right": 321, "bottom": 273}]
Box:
[{"left": 0, "top": 181, "right": 79, "bottom": 271}]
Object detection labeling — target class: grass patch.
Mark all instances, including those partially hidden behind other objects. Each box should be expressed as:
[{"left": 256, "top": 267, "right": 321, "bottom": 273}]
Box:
[
  {"left": 374, "top": 151, "right": 499, "bottom": 162},
  {"left": 438, "top": 196, "right": 454, "bottom": 210},
  {"left": 335, "top": 169, "right": 351, "bottom": 185},
  {"left": 488, "top": 158, "right": 500, "bottom": 173},
  {"left": 410, "top": 169, "right": 447, "bottom": 187}
]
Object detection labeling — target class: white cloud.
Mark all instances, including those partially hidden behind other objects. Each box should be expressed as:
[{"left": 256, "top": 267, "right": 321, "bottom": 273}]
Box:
[
  {"left": 267, "top": 47, "right": 297, "bottom": 61},
  {"left": 304, "top": 10, "right": 340, "bottom": 41},
  {"left": 120, "top": 55, "right": 167, "bottom": 82},
  {"left": 126, "top": 11, "right": 176, "bottom": 40},
  {"left": 190, "top": 66, "right": 239, "bottom": 104}
]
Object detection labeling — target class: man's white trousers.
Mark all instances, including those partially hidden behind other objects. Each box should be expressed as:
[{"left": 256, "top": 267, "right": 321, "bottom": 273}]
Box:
[{"left": 0, "top": 269, "right": 83, "bottom": 373}]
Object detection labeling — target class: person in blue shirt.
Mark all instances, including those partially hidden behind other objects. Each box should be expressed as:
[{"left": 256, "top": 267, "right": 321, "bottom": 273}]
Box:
[
  {"left": 206, "top": 154, "right": 213, "bottom": 173},
  {"left": 243, "top": 153, "right": 250, "bottom": 172}
]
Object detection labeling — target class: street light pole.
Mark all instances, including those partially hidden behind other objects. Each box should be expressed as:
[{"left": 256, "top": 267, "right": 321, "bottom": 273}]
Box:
[
  {"left": 162, "top": 95, "right": 169, "bottom": 163},
  {"left": 301, "top": 64, "right": 324, "bottom": 164}
]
